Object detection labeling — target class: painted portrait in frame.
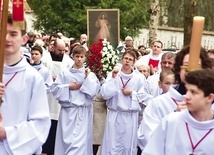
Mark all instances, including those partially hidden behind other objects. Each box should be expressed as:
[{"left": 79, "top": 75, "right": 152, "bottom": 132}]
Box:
[{"left": 87, "top": 9, "right": 120, "bottom": 48}]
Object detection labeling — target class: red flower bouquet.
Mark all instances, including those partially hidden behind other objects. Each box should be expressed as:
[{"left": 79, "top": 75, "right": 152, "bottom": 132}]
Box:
[{"left": 87, "top": 39, "right": 119, "bottom": 80}]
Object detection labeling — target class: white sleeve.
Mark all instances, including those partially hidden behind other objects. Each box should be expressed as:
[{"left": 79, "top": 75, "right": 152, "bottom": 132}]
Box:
[
  {"left": 143, "top": 116, "right": 166, "bottom": 155},
  {"left": 5, "top": 76, "right": 51, "bottom": 154},
  {"left": 142, "top": 99, "right": 161, "bottom": 143}
]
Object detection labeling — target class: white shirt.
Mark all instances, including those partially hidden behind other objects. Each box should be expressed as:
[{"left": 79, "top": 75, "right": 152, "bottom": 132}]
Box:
[
  {"left": 0, "top": 58, "right": 50, "bottom": 154},
  {"left": 143, "top": 109, "right": 214, "bottom": 155}
]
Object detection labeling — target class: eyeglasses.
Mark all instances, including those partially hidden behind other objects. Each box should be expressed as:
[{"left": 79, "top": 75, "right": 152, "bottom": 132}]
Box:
[{"left": 123, "top": 57, "right": 134, "bottom": 61}]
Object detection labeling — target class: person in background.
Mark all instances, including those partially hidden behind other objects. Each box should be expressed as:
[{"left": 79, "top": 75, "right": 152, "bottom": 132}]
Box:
[
  {"left": 136, "top": 63, "right": 150, "bottom": 79},
  {"left": 100, "top": 49, "right": 146, "bottom": 155},
  {"left": 64, "top": 43, "right": 71, "bottom": 56},
  {"left": 158, "top": 68, "right": 175, "bottom": 94},
  {"left": 26, "top": 31, "right": 36, "bottom": 49},
  {"left": 42, "top": 38, "right": 73, "bottom": 155},
  {"left": 21, "top": 31, "right": 36, "bottom": 58},
  {"left": 138, "top": 45, "right": 147, "bottom": 58},
  {"left": 0, "top": 13, "right": 50, "bottom": 154},
  {"left": 144, "top": 52, "right": 175, "bottom": 97},
  {"left": 51, "top": 45, "right": 100, "bottom": 154},
  {"left": 124, "top": 36, "right": 134, "bottom": 48},
  {"left": 70, "top": 38, "right": 81, "bottom": 56},
  {"left": 207, "top": 49, "right": 214, "bottom": 69},
  {"left": 80, "top": 34, "right": 89, "bottom": 51},
  {"left": 30, "top": 46, "right": 53, "bottom": 93},
  {"left": 47, "top": 40, "right": 55, "bottom": 53},
  {"left": 143, "top": 69, "right": 214, "bottom": 155},
  {"left": 138, "top": 46, "right": 213, "bottom": 151},
  {"left": 42, "top": 35, "right": 50, "bottom": 50},
  {"left": 41, "top": 33, "right": 61, "bottom": 66},
  {"left": 137, "top": 40, "right": 163, "bottom": 74},
  {"left": 138, "top": 45, "right": 146, "bottom": 51},
  {"left": 137, "top": 68, "right": 174, "bottom": 155},
  {"left": 48, "top": 33, "right": 61, "bottom": 45},
  {"left": 116, "top": 36, "right": 134, "bottom": 55}
]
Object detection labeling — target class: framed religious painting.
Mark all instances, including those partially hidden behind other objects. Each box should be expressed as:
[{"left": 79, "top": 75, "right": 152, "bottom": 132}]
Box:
[{"left": 87, "top": 9, "right": 120, "bottom": 48}]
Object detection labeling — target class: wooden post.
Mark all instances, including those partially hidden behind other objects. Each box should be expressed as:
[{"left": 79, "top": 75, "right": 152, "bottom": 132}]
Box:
[{"left": 0, "top": 0, "right": 9, "bottom": 82}]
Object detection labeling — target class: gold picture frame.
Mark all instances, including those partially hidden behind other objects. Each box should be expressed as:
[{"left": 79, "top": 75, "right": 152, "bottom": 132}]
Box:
[{"left": 87, "top": 9, "right": 120, "bottom": 48}]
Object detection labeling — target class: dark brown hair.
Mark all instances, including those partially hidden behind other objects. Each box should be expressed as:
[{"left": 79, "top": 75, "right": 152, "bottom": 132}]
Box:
[
  {"left": 7, "top": 13, "right": 26, "bottom": 36},
  {"left": 207, "top": 49, "right": 214, "bottom": 54},
  {"left": 174, "top": 46, "right": 212, "bottom": 83},
  {"left": 185, "top": 69, "right": 214, "bottom": 97},
  {"left": 138, "top": 45, "right": 146, "bottom": 50},
  {"left": 31, "top": 46, "right": 43, "bottom": 54},
  {"left": 49, "top": 33, "right": 61, "bottom": 42},
  {"left": 122, "top": 48, "right": 137, "bottom": 61},
  {"left": 152, "top": 40, "right": 163, "bottom": 48},
  {"left": 72, "top": 44, "right": 86, "bottom": 55}
]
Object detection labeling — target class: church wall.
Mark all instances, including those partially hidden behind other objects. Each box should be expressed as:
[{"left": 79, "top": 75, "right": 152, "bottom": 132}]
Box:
[{"left": 134, "top": 26, "right": 214, "bottom": 50}]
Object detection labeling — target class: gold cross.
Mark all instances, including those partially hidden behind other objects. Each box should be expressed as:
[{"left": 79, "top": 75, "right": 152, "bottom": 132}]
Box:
[{"left": 13, "top": 0, "right": 23, "bottom": 8}]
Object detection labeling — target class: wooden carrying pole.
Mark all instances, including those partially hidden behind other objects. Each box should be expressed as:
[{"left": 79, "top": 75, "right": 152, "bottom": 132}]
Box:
[
  {"left": 187, "top": 16, "right": 205, "bottom": 72},
  {"left": 0, "top": 0, "right": 9, "bottom": 82}
]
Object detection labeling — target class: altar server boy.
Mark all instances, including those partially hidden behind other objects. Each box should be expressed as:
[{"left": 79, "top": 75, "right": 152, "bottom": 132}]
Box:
[
  {"left": 138, "top": 46, "right": 212, "bottom": 150},
  {"left": 143, "top": 69, "right": 214, "bottom": 155},
  {"left": 0, "top": 14, "right": 50, "bottom": 154},
  {"left": 100, "top": 49, "right": 147, "bottom": 155},
  {"left": 51, "top": 45, "right": 100, "bottom": 155},
  {"left": 30, "top": 45, "right": 53, "bottom": 93}
]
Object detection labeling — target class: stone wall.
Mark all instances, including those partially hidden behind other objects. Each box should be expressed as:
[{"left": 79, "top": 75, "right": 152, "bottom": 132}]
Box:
[{"left": 134, "top": 26, "right": 214, "bottom": 50}]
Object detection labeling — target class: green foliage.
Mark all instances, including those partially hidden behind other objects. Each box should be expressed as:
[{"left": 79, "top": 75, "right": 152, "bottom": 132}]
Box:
[
  {"left": 161, "top": 0, "right": 214, "bottom": 31},
  {"left": 27, "top": 0, "right": 87, "bottom": 37},
  {"left": 27, "top": 0, "right": 149, "bottom": 41},
  {"left": 118, "top": 0, "right": 150, "bottom": 39}
]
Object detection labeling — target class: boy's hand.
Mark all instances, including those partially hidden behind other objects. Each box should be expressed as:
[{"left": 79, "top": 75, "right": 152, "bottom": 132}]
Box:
[
  {"left": 122, "top": 87, "right": 132, "bottom": 95},
  {"left": 112, "top": 66, "right": 119, "bottom": 78},
  {"left": 69, "top": 82, "right": 81, "bottom": 90},
  {"left": 29, "top": 59, "right": 34, "bottom": 64},
  {"left": 85, "top": 68, "right": 91, "bottom": 78},
  {"left": 175, "top": 101, "right": 187, "bottom": 112},
  {"left": 52, "top": 76, "right": 57, "bottom": 82},
  {"left": 149, "top": 64, "right": 158, "bottom": 75},
  {"left": 0, "top": 83, "right": 5, "bottom": 98}
]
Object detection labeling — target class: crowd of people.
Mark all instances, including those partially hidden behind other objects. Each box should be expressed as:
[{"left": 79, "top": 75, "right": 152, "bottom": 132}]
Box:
[{"left": 0, "top": 14, "right": 214, "bottom": 155}]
